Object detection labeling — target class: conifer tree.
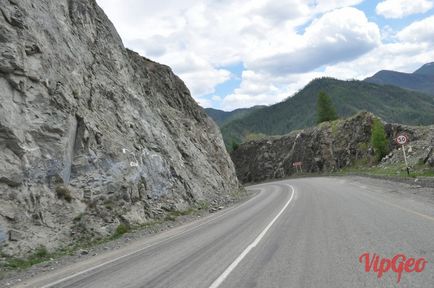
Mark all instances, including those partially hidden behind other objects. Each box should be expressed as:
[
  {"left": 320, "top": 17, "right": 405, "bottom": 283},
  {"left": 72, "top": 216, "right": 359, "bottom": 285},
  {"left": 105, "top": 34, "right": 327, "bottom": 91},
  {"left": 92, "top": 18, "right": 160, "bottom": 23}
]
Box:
[
  {"left": 317, "top": 91, "right": 338, "bottom": 123},
  {"left": 370, "top": 118, "right": 388, "bottom": 161}
]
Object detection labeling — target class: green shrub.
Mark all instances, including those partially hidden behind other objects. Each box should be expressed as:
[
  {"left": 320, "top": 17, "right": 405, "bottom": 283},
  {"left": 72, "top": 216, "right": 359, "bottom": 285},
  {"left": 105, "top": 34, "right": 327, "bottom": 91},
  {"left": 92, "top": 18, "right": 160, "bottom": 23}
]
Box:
[
  {"left": 330, "top": 120, "right": 340, "bottom": 136},
  {"left": 34, "top": 245, "right": 48, "bottom": 258},
  {"left": 5, "top": 245, "right": 49, "bottom": 270},
  {"left": 164, "top": 214, "right": 176, "bottom": 222},
  {"left": 164, "top": 208, "right": 195, "bottom": 222},
  {"left": 113, "top": 223, "right": 129, "bottom": 238},
  {"left": 196, "top": 200, "right": 209, "bottom": 211},
  {"left": 370, "top": 118, "right": 389, "bottom": 162},
  {"left": 231, "top": 140, "right": 239, "bottom": 151}
]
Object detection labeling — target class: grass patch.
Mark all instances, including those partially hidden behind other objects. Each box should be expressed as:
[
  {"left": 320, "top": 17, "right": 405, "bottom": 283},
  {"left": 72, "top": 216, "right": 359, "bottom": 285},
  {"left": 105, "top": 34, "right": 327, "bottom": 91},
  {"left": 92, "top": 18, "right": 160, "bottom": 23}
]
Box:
[
  {"left": 230, "top": 187, "right": 248, "bottom": 200},
  {"left": 0, "top": 219, "right": 166, "bottom": 276},
  {"left": 0, "top": 201, "right": 234, "bottom": 275},
  {"left": 3, "top": 245, "right": 50, "bottom": 270},
  {"left": 336, "top": 163, "right": 434, "bottom": 178},
  {"left": 164, "top": 208, "right": 195, "bottom": 222},
  {"left": 330, "top": 119, "right": 341, "bottom": 136},
  {"left": 113, "top": 224, "right": 129, "bottom": 238},
  {"left": 195, "top": 200, "right": 209, "bottom": 211}
]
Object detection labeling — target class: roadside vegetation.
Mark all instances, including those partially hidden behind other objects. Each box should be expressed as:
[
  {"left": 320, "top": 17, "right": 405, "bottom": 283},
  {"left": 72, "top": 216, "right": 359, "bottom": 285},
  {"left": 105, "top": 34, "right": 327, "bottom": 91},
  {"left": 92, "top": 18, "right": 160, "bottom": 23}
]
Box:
[
  {"left": 0, "top": 200, "right": 225, "bottom": 278},
  {"left": 287, "top": 164, "right": 434, "bottom": 180},
  {"left": 370, "top": 118, "right": 389, "bottom": 162},
  {"left": 336, "top": 161, "right": 434, "bottom": 179}
]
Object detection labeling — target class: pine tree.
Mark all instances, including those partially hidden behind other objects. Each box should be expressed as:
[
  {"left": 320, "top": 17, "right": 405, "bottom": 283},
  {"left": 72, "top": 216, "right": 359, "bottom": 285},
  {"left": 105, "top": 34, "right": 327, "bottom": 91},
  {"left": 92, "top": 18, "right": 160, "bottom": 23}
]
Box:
[
  {"left": 317, "top": 91, "right": 338, "bottom": 123},
  {"left": 230, "top": 140, "right": 239, "bottom": 151},
  {"left": 370, "top": 118, "right": 388, "bottom": 161}
]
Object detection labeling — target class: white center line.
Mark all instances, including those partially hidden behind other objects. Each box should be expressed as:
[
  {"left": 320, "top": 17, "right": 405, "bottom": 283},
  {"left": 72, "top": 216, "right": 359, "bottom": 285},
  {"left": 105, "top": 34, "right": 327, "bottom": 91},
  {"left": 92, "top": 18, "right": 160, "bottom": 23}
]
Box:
[{"left": 209, "top": 184, "right": 296, "bottom": 288}]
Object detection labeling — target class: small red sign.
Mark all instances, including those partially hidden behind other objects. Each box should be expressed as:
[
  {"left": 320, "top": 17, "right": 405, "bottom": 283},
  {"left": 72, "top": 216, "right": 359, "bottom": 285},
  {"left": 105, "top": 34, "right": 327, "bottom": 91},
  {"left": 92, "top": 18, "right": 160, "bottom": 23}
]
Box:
[
  {"left": 396, "top": 133, "right": 409, "bottom": 145},
  {"left": 293, "top": 162, "right": 302, "bottom": 167}
]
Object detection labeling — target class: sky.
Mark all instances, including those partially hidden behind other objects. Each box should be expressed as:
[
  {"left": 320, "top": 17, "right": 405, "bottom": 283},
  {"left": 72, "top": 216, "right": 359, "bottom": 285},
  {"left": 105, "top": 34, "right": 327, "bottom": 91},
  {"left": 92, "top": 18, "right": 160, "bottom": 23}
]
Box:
[{"left": 96, "top": 0, "right": 434, "bottom": 111}]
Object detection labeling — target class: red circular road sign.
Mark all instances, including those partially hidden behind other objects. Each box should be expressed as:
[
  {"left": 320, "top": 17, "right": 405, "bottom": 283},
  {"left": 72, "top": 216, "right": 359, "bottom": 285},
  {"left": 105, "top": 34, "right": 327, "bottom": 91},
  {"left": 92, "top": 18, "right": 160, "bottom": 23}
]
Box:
[{"left": 396, "top": 134, "right": 408, "bottom": 145}]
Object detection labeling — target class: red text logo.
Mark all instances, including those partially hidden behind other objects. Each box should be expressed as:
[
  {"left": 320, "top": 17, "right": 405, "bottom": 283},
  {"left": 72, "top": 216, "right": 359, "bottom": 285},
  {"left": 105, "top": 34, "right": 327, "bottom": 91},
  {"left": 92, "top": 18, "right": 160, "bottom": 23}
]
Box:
[{"left": 359, "top": 252, "right": 427, "bottom": 283}]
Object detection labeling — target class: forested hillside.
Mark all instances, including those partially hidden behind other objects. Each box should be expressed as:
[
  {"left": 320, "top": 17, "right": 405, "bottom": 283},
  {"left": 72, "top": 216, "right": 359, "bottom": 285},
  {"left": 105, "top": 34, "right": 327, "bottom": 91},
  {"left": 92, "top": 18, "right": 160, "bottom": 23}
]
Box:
[{"left": 220, "top": 78, "right": 434, "bottom": 145}]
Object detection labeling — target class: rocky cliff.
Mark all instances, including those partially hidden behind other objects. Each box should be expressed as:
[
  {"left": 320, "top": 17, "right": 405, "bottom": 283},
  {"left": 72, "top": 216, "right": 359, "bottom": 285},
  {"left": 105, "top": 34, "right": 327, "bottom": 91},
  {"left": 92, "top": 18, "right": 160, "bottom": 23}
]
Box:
[
  {"left": 0, "top": 0, "right": 239, "bottom": 256},
  {"left": 231, "top": 112, "right": 434, "bottom": 183}
]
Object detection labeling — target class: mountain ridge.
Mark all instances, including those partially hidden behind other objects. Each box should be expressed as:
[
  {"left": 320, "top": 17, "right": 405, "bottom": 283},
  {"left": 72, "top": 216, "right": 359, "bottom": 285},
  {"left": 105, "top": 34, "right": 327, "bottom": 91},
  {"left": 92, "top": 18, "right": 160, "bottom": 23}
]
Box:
[
  {"left": 364, "top": 62, "right": 434, "bottom": 95},
  {"left": 204, "top": 106, "right": 265, "bottom": 126},
  {"left": 215, "top": 77, "right": 434, "bottom": 146}
]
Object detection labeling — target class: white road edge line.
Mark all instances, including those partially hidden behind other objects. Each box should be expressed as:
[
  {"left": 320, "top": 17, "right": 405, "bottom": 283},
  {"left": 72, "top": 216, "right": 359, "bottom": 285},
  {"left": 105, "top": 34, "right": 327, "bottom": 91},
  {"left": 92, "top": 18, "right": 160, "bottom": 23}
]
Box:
[{"left": 209, "top": 184, "right": 296, "bottom": 288}]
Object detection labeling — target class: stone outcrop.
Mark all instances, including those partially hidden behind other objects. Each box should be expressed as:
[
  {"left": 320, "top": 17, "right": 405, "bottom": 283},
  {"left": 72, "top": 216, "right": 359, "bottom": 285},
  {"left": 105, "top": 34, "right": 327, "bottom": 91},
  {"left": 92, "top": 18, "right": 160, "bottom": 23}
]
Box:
[
  {"left": 231, "top": 112, "right": 434, "bottom": 183},
  {"left": 0, "top": 0, "right": 239, "bottom": 256},
  {"left": 380, "top": 124, "right": 434, "bottom": 169}
]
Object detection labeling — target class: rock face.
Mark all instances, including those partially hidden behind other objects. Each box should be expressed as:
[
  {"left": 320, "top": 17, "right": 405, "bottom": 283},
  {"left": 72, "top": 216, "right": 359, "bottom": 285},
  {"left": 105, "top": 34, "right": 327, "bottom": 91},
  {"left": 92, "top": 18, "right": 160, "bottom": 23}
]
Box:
[
  {"left": 379, "top": 124, "right": 434, "bottom": 169},
  {"left": 231, "top": 112, "right": 434, "bottom": 183},
  {"left": 0, "top": 0, "right": 239, "bottom": 256}
]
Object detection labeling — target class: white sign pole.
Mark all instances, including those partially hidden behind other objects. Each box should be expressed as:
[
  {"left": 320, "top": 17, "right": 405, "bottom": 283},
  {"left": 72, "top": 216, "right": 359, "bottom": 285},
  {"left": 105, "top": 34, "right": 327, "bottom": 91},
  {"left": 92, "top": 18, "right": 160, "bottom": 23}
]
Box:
[
  {"left": 402, "top": 144, "right": 409, "bottom": 176},
  {"left": 396, "top": 133, "right": 409, "bottom": 176}
]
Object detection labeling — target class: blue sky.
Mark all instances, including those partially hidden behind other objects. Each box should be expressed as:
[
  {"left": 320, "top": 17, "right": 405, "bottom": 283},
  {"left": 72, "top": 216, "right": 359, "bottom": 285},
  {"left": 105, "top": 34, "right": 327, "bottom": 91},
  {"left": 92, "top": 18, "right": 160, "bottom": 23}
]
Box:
[{"left": 97, "top": 0, "right": 434, "bottom": 111}]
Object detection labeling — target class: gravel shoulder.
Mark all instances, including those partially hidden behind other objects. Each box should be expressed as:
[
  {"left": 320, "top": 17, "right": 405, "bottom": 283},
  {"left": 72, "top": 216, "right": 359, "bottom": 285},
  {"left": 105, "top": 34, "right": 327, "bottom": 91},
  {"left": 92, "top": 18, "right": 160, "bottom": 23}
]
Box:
[
  {"left": 344, "top": 175, "right": 434, "bottom": 207},
  {"left": 0, "top": 192, "right": 253, "bottom": 287}
]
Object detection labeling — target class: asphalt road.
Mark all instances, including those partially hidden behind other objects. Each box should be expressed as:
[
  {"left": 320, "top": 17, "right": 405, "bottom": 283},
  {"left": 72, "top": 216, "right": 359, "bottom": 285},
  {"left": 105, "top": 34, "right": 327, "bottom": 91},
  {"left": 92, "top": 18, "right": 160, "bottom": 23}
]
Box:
[{"left": 16, "top": 177, "right": 434, "bottom": 288}]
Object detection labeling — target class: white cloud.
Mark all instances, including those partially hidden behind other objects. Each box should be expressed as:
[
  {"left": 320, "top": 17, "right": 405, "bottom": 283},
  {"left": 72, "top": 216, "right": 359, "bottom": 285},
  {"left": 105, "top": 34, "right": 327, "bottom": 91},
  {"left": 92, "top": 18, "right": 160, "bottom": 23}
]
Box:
[
  {"left": 221, "top": 70, "right": 325, "bottom": 110},
  {"left": 97, "top": 0, "right": 370, "bottom": 105},
  {"left": 311, "top": 0, "right": 365, "bottom": 13},
  {"left": 397, "top": 15, "right": 434, "bottom": 44},
  {"left": 96, "top": 0, "right": 433, "bottom": 111},
  {"left": 316, "top": 29, "right": 434, "bottom": 81},
  {"left": 248, "top": 8, "right": 380, "bottom": 75},
  {"left": 195, "top": 97, "right": 213, "bottom": 108},
  {"left": 256, "top": 0, "right": 310, "bottom": 24},
  {"left": 221, "top": 13, "right": 434, "bottom": 110},
  {"left": 157, "top": 52, "right": 231, "bottom": 97},
  {"left": 376, "top": 0, "right": 433, "bottom": 19}
]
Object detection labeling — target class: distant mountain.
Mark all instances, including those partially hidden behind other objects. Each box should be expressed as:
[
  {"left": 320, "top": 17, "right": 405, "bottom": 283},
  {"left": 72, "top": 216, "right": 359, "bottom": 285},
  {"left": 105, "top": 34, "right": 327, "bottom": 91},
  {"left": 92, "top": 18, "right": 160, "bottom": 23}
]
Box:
[
  {"left": 205, "top": 106, "right": 265, "bottom": 126},
  {"left": 364, "top": 62, "right": 434, "bottom": 96},
  {"left": 221, "top": 78, "right": 434, "bottom": 145},
  {"left": 413, "top": 62, "right": 434, "bottom": 75}
]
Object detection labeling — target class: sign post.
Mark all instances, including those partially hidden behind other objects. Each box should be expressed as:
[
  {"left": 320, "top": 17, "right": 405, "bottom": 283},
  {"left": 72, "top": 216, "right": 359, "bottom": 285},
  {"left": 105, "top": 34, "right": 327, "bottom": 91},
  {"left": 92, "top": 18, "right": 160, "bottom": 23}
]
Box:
[
  {"left": 396, "top": 133, "right": 409, "bottom": 176},
  {"left": 293, "top": 161, "right": 303, "bottom": 173}
]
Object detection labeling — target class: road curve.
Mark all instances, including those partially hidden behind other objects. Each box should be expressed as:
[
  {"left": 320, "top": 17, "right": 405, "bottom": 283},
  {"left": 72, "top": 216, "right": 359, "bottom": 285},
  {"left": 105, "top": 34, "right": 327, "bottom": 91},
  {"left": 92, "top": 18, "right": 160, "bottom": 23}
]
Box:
[{"left": 16, "top": 177, "right": 434, "bottom": 288}]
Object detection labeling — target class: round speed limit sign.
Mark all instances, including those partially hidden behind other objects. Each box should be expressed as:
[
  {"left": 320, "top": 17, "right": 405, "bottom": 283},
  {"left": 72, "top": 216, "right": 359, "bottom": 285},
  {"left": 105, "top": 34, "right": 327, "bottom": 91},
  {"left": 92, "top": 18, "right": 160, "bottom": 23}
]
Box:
[{"left": 396, "top": 134, "right": 408, "bottom": 145}]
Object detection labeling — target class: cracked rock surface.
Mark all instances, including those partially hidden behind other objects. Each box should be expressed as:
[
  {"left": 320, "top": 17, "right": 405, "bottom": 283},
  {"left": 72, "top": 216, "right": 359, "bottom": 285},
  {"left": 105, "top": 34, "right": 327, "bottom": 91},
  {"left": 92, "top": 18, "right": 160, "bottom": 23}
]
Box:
[
  {"left": 231, "top": 112, "right": 434, "bottom": 183},
  {"left": 0, "top": 0, "right": 239, "bottom": 256}
]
